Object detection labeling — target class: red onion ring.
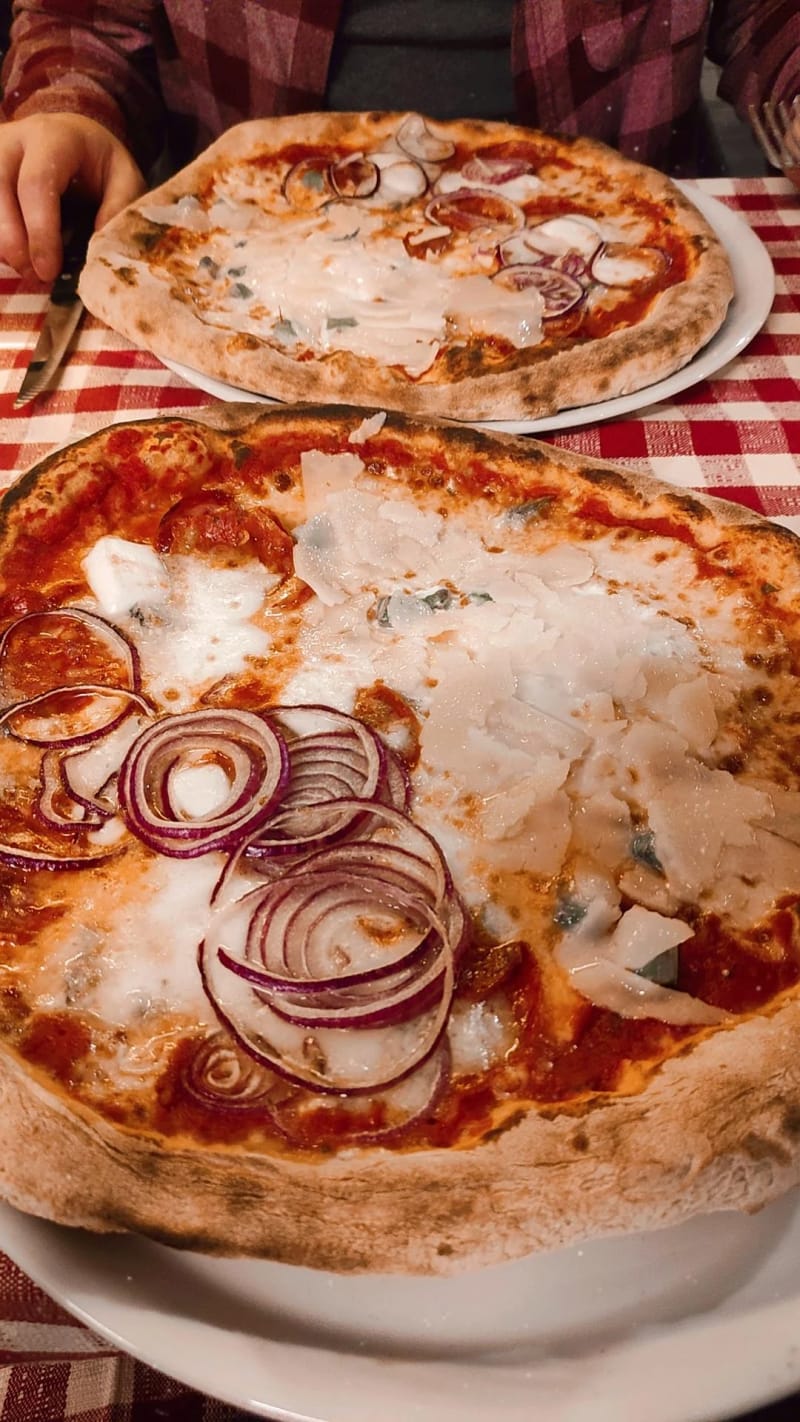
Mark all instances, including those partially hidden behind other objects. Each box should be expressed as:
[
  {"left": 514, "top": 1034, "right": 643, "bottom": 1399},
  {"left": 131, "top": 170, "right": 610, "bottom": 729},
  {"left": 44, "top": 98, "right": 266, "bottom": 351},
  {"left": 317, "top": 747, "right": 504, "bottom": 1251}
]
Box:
[
  {"left": 0, "top": 684, "right": 154, "bottom": 747},
  {"left": 181, "top": 1030, "right": 277, "bottom": 1110},
  {"left": 263, "top": 1041, "right": 451, "bottom": 1145},
  {"left": 330, "top": 153, "right": 379, "bottom": 199},
  {"left": 245, "top": 706, "right": 396, "bottom": 858},
  {"left": 0, "top": 835, "right": 123, "bottom": 871},
  {"left": 37, "top": 748, "right": 109, "bottom": 832},
  {"left": 200, "top": 825, "right": 463, "bottom": 1092},
  {"left": 117, "top": 708, "right": 289, "bottom": 857},
  {"left": 0, "top": 607, "right": 141, "bottom": 700}
]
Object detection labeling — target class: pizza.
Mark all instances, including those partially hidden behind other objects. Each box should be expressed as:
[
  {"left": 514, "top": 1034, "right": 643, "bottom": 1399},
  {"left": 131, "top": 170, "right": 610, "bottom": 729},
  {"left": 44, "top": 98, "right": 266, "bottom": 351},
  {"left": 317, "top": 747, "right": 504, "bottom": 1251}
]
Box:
[
  {"left": 1, "top": 402, "right": 800, "bottom": 1277},
  {"left": 78, "top": 111, "right": 734, "bottom": 422}
]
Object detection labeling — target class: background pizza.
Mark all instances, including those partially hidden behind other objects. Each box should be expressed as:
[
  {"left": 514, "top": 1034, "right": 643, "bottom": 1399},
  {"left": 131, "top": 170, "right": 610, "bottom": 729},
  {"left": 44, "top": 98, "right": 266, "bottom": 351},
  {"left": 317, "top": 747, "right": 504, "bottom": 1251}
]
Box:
[
  {"left": 78, "top": 112, "right": 734, "bottom": 421},
  {"left": 1, "top": 404, "right": 799, "bottom": 1275}
]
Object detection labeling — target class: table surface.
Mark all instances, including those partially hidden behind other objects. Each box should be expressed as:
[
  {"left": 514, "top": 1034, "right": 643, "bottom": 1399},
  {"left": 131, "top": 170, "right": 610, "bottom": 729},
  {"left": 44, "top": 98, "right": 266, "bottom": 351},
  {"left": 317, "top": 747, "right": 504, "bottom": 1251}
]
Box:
[{"left": 0, "top": 175, "right": 799, "bottom": 1422}]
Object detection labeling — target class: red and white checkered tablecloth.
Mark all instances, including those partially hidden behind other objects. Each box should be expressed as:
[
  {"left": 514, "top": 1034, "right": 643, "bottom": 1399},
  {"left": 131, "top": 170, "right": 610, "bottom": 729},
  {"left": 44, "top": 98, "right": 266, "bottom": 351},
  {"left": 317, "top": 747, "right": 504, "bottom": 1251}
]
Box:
[{"left": 0, "top": 174, "right": 798, "bottom": 1422}]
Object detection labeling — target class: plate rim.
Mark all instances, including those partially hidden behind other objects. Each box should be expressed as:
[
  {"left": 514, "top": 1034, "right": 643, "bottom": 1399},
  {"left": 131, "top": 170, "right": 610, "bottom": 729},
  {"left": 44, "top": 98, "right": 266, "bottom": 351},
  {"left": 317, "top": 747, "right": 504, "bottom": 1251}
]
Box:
[{"left": 3, "top": 1190, "right": 800, "bottom": 1422}]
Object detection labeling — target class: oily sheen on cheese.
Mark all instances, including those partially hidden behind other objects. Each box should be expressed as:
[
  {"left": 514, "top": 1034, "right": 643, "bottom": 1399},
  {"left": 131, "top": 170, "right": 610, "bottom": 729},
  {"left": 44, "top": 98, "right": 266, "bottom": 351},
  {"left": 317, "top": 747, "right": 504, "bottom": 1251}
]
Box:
[
  {"left": 10, "top": 433, "right": 799, "bottom": 1116},
  {"left": 135, "top": 198, "right": 546, "bottom": 376},
  {"left": 7, "top": 406, "right": 800, "bottom": 1277}
]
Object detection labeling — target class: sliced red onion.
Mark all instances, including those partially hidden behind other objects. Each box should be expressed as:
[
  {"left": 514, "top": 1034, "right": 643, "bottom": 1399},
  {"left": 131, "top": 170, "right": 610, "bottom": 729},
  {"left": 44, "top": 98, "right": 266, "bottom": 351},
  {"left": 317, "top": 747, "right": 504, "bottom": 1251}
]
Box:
[
  {"left": 271, "top": 817, "right": 454, "bottom": 907},
  {"left": 396, "top": 113, "right": 455, "bottom": 163},
  {"left": 60, "top": 714, "right": 149, "bottom": 817},
  {"left": 242, "top": 874, "right": 447, "bottom": 990},
  {"left": 330, "top": 153, "right": 379, "bottom": 199},
  {"left": 381, "top": 746, "right": 411, "bottom": 811},
  {"left": 281, "top": 158, "right": 333, "bottom": 211},
  {"left": 0, "top": 684, "right": 154, "bottom": 748},
  {"left": 245, "top": 707, "right": 398, "bottom": 857},
  {"left": 117, "top": 708, "right": 289, "bottom": 857},
  {"left": 492, "top": 263, "right": 584, "bottom": 317},
  {"left": 37, "top": 749, "right": 108, "bottom": 832},
  {"left": 501, "top": 241, "right": 591, "bottom": 287},
  {"left": 523, "top": 215, "right": 603, "bottom": 262},
  {"left": 201, "top": 919, "right": 454, "bottom": 1094},
  {"left": 200, "top": 799, "right": 464, "bottom": 1092},
  {"left": 552, "top": 250, "right": 593, "bottom": 284},
  {"left": 0, "top": 607, "right": 141, "bottom": 701},
  {"left": 461, "top": 155, "right": 535, "bottom": 186},
  {"left": 425, "top": 189, "right": 524, "bottom": 234},
  {"left": 181, "top": 1030, "right": 277, "bottom": 1109}
]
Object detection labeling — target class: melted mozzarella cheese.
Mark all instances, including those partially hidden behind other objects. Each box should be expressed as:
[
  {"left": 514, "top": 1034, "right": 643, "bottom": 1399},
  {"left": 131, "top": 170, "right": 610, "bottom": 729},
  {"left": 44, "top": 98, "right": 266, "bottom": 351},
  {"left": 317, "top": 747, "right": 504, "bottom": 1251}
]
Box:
[
  {"left": 33, "top": 853, "right": 218, "bottom": 1028},
  {"left": 82, "top": 537, "right": 169, "bottom": 617},
  {"left": 83, "top": 553, "right": 276, "bottom": 709},
  {"left": 34, "top": 467, "right": 788, "bottom": 1065},
  {"left": 149, "top": 199, "right": 544, "bottom": 373}
]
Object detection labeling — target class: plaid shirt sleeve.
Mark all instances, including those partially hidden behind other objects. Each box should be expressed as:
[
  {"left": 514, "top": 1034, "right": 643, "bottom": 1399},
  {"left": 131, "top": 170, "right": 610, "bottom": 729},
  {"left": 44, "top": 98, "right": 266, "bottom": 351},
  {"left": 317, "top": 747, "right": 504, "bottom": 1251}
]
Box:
[
  {"left": 0, "top": 0, "right": 342, "bottom": 171},
  {"left": 0, "top": 0, "right": 167, "bottom": 170},
  {"left": 709, "top": 0, "right": 800, "bottom": 117},
  {"left": 511, "top": 0, "right": 800, "bottom": 173},
  {"left": 2, "top": 0, "right": 797, "bottom": 187}
]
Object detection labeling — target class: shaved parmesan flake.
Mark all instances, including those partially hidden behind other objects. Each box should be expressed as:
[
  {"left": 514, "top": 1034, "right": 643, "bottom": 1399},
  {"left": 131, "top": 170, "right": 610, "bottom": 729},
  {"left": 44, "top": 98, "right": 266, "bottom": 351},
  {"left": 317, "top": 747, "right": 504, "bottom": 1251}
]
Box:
[
  {"left": 348, "top": 411, "right": 387, "bottom": 444},
  {"left": 82, "top": 537, "right": 169, "bottom": 617},
  {"left": 300, "top": 449, "right": 365, "bottom": 517}
]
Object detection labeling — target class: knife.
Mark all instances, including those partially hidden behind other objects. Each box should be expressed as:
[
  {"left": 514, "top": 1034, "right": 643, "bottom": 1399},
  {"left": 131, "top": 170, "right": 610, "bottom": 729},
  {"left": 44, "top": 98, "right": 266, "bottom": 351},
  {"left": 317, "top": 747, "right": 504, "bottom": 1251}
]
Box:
[{"left": 14, "top": 211, "right": 95, "bottom": 408}]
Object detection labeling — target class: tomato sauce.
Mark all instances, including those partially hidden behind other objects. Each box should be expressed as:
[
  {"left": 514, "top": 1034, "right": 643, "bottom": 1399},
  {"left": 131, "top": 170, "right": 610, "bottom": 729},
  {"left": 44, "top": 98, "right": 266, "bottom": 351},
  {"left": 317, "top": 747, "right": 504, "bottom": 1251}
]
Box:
[{"left": 5, "top": 417, "right": 800, "bottom": 1160}]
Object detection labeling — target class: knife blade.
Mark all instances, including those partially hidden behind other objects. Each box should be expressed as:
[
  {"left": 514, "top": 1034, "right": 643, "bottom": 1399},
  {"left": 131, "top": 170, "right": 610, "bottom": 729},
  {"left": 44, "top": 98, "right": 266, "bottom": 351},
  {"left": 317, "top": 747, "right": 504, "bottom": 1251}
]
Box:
[{"left": 14, "top": 213, "right": 94, "bottom": 408}]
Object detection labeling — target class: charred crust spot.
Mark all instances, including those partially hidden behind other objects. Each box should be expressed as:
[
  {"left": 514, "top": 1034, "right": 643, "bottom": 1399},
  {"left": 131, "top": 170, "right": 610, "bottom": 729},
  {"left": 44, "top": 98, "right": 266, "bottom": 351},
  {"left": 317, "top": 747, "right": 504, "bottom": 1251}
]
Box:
[
  {"left": 134, "top": 225, "right": 166, "bottom": 252},
  {"left": 717, "top": 753, "right": 745, "bottom": 775},
  {"left": 230, "top": 333, "right": 261, "bottom": 352},
  {"left": 666, "top": 492, "right": 712, "bottom": 523},
  {"left": 742, "top": 1132, "right": 793, "bottom": 1167},
  {"left": 436, "top": 1242, "right": 455, "bottom": 1256},
  {"left": 580, "top": 466, "right": 630, "bottom": 494},
  {"left": 782, "top": 1105, "right": 800, "bottom": 1139},
  {"left": 481, "top": 1108, "right": 527, "bottom": 1143},
  {"left": 571, "top": 1129, "right": 590, "bottom": 1153},
  {"left": 113, "top": 266, "right": 138, "bottom": 286}
]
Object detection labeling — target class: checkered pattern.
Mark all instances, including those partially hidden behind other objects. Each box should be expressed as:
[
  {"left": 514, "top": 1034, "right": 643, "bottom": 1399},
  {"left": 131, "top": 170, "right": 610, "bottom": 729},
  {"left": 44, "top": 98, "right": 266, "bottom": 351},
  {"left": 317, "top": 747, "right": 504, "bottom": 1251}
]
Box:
[
  {"left": 0, "top": 1256, "right": 252, "bottom": 1419},
  {"left": 0, "top": 175, "right": 798, "bottom": 1420}
]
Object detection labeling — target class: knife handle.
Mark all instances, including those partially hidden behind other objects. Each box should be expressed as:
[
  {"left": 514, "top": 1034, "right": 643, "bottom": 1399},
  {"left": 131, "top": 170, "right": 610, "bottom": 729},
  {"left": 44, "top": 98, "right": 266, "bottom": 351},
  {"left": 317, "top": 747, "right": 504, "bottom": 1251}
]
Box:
[{"left": 51, "top": 209, "right": 95, "bottom": 306}]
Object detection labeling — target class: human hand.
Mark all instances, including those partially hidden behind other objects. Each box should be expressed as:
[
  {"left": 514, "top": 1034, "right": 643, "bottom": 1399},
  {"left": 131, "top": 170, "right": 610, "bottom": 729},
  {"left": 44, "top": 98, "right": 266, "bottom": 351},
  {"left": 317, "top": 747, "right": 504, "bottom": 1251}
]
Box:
[{"left": 0, "top": 114, "right": 146, "bottom": 281}]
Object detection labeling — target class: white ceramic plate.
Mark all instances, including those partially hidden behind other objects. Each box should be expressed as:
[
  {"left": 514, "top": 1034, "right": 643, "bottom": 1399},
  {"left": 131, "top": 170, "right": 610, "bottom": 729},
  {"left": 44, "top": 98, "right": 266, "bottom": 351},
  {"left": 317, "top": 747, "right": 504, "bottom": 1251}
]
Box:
[
  {"left": 3, "top": 1190, "right": 800, "bottom": 1421},
  {"left": 162, "top": 184, "right": 774, "bottom": 435}
]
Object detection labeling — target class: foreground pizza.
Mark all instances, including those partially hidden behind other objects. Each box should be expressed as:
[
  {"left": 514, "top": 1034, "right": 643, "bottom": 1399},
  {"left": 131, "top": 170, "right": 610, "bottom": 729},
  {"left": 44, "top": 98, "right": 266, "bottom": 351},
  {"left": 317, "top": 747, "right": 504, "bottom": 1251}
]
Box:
[
  {"left": 79, "top": 112, "right": 734, "bottom": 420},
  {"left": 2, "top": 404, "right": 800, "bottom": 1274}
]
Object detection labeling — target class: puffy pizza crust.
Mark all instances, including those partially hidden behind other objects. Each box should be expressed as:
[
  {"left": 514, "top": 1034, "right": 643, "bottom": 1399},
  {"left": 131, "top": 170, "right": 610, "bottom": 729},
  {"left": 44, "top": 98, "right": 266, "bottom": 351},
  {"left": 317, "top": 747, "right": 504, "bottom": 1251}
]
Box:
[
  {"left": 2, "top": 406, "right": 800, "bottom": 1275},
  {"left": 1, "top": 1000, "right": 800, "bottom": 1274},
  {"left": 78, "top": 113, "right": 734, "bottom": 421}
]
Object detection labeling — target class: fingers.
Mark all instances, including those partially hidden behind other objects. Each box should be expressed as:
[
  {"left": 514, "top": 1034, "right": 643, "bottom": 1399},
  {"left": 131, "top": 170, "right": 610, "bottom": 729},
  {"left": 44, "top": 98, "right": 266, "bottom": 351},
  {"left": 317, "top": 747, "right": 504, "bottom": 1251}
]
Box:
[
  {"left": 0, "top": 116, "right": 144, "bottom": 283},
  {"left": 94, "top": 147, "right": 146, "bottom": 231},
  {"left": 0, "top": 132, "right": 34, "bottom": 276},
  {"left": 17, "top": 144, "right": 70, "bottom": 282}
]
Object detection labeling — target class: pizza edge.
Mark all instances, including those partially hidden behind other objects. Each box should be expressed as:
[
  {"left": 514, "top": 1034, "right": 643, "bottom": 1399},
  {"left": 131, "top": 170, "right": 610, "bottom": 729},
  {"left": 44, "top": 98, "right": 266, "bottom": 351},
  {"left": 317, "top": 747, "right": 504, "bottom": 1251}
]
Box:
[
  {"left": 2, "top": 405, "right": 800, "bottom": 1271},
  {"left": 0, "top": 996, "right": 798, "bottom": 1274},
  {"left": 78, "top": 114, "right": 734, "bottom": 421}
]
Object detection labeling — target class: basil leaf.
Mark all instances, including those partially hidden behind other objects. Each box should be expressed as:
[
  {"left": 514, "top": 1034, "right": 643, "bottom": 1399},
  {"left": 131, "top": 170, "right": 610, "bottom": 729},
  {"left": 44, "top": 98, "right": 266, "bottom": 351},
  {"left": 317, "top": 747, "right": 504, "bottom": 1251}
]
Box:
[{"left": 631, "top": 829, "right": 664, "bottom": 874}]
